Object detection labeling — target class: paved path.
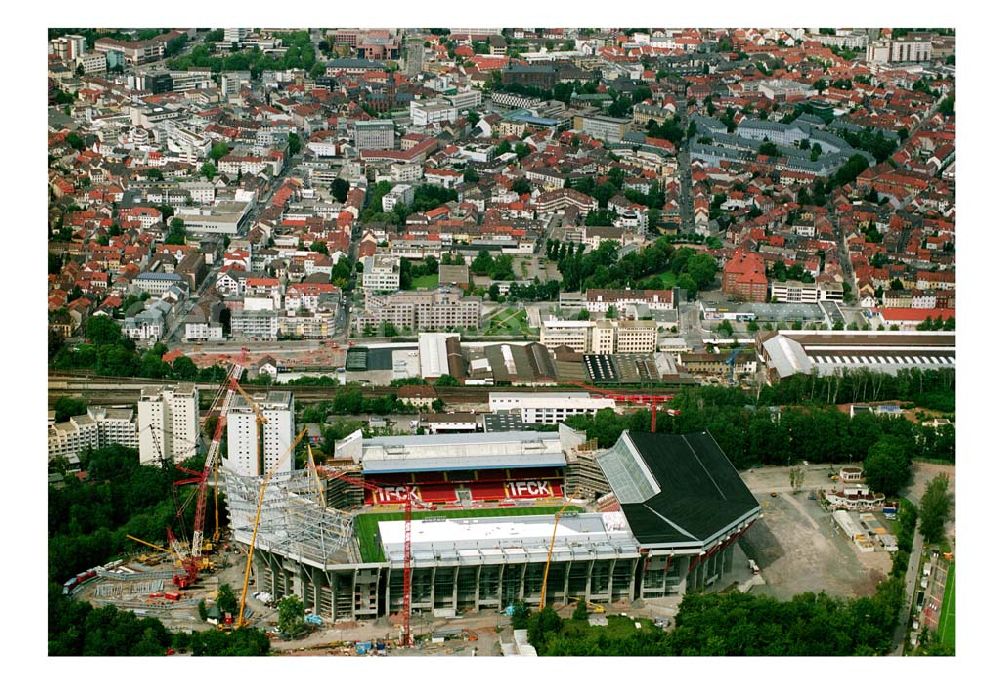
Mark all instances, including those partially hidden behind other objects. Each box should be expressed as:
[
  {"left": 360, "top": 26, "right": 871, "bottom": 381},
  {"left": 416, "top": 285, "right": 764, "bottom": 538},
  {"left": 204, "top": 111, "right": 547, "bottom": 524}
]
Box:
[{"left": 893, "top": 522, "right": 924, "bottom": 655}]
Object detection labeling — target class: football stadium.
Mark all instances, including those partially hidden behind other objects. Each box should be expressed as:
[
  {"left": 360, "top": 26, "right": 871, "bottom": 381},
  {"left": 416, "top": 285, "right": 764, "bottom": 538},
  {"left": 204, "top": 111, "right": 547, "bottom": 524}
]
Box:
[{"left": 222, "top": 427, "right": 761, "bottom": 623}]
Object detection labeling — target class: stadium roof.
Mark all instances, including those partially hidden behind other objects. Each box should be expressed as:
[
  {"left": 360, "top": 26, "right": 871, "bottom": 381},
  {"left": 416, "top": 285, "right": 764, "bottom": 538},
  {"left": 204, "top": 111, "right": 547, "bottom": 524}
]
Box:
[
  {"left": 356, "top": 430, "right": 569, "bottom": 473},
  {"left": 598, "top": 431, "right": 759, "bottom": 548},
  {"left": 379, "top": 511, "right": 639, "bottom": 566}
]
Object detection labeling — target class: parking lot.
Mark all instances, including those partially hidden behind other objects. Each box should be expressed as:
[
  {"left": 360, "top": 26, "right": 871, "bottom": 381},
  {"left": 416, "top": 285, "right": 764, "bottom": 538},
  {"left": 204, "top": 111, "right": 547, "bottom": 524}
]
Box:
[{"left": 739, "top": 466, "right": 893, "bottom": 600}]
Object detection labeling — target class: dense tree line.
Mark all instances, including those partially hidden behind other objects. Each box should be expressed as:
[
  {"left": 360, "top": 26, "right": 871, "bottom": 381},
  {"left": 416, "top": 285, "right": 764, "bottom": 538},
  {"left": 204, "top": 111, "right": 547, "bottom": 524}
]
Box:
[
  {"left": 51, "top": 316, "right": 227, "bottom": 382},
  {"left": 48, "top": 446, "right": 214, "bottom": 585},
  {"left": 567, "top": 371, "right": 955, "bottom": 471},
  {"left": 557, "top": 239, "right": 715, "bottom": 296},
  {"left": 837, "top": 128, "right": 899, "bottom": 164},
  {"left": 298, "top": 387, "right": 417, "bottom": 423},
  {"left": 519, "top": 575, "right": 904, "bottom": 655},
  {"left": 168, "top": 30, "right": 322, "bottom": 78}
]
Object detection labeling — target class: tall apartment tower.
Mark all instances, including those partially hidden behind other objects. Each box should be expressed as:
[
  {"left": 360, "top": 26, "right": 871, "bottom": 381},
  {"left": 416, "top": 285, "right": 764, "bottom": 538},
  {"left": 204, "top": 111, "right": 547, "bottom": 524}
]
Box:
[
  {"left": 405, "top": 40, "right": 425, "bottom": 77},
  {"left": 227, "top": 391, "right": 296, "bottom": 477},
  {"left": 138, "top": 383, "right": 200, "bottom": 466}
]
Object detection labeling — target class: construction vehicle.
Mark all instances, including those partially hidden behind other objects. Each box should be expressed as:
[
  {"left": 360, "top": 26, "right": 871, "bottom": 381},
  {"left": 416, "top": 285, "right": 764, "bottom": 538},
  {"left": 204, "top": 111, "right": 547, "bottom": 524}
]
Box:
[
  {"left": 567, "top": 597, "right": 606, "bottom": 614},
  {"left": 316, "top": 468, "right": 432, "bottom": 646},
  {"left": 538, "top": 490, "right": 582, "bottom": 611},
  {"left": 236, "top": 428, "right": 306, "bottom": 629}
]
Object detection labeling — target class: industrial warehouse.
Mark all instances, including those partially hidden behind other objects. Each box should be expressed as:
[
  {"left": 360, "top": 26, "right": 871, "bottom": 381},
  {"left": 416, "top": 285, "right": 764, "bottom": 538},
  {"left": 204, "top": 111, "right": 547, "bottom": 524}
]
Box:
[{"left": 222, "top": 428, "right": 760, "bottom": 623}]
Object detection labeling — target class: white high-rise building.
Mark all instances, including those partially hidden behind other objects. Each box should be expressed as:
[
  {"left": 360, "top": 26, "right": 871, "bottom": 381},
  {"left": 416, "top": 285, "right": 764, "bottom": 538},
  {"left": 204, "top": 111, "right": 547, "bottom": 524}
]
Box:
[
  {"left": 224, "top": 28, "right": 250, "bottom": 46},
  {"left": 138, "top": 383, "right": 200, "bottom": 466},
  {"left": 227, "top": 391, "right": 295, "bottom": 476}
]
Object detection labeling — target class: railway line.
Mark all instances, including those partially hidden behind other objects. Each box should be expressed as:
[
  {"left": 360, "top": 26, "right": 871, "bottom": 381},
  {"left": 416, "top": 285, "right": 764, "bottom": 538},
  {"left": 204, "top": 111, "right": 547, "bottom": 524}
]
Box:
[{"left": 48, "top": 372, "right": 684, "bottom": 407}]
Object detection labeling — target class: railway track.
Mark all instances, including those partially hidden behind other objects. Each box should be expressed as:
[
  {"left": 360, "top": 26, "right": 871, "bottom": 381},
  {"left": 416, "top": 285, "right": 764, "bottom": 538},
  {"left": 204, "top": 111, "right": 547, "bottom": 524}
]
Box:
[{"left": 48, "top": 372, "right": 684, "bottom": 407}]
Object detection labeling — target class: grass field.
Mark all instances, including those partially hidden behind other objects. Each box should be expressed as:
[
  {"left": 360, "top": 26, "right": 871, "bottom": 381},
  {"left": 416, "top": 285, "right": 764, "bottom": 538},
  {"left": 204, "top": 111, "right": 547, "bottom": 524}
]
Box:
[
  {"left": 484, "top": 307, "right": 529, "bottom": 336},
  {"left": 410, "top": 274, "right": 439, "bottom": 289},
  {"left": 354, "top": 505, "right": 583, "bottom": 563},
  {"left": 638, "top": 270, "right": 678, "bottom": 289},
  {"left": 938, "top": 562, "right": 956, "bottom": 647}
]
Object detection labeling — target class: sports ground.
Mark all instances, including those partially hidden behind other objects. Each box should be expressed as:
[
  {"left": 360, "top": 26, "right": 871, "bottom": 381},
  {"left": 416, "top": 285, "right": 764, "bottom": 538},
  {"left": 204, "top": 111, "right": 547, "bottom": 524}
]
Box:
[
  {"left": 938, "top": 561, "right": 956, "bottom": 647},
  {"left": 354, "top": 506, "right": 582, "bottom": 562}
]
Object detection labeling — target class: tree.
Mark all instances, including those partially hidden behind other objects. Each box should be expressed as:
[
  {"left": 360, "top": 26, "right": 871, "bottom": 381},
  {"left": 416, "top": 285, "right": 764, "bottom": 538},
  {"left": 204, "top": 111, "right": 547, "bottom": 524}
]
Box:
[
  {"left": 759, "top": 141, "right": 781, "bottom": 157},
  {"left": 431, "top": 398, "right": 445, "bottom": 413},
  {"left": 165, "top": 218, "right": 186, "bottom": 245},
  {"left": 277, "top": 595, "right": 307, "bottom": 638},
  {"left": 66, "top": 132, "right": 85, "bottom": 151},
  {"left": 717, "top": 319, "right": 734, "bottom": 337},
  {"left": 216, "top": 584, "right": 238, "bottom": 616},
  {"left": 210, "top": 141, "right": 230, "bottom": 162},
  {"left": 497, "top": 139, "right": 512, "bottom": 155},
  {"left": 200, "top": 162, "right": 217, "bottom": 180},
  {"left": 863, "top": 437, "right": 913, "bottom": 497},
  {"left": 310, "top": 241, "right": 329, "bottom": 255},
  {"left": 435, "top": 374, "right": 459, "bottom": 387},
  {"left": 918, "top": 474, "right": 952, "bottom": 545},
  {"left": 287, "top": 132, "right": 302, "bottom": 156},
  {"left": 145, "top": 168, "right": 164, "bottom": 181},
  {"left": 86, "top": 315, "right": 124, "bottom": 346},
  {"left": 572, "top": 599, "right": 589, "bottom": 622},
  {"left": 463, "top": 166, "right": 479, "bottom": 184},
  {"left": 54, "top": 396, "right": 89, "bottom": 423}
]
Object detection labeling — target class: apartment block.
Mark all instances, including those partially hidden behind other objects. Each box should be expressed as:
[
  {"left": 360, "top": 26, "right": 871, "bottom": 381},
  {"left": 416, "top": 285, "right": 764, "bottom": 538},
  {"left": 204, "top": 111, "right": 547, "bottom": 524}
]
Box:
[
  {"left": 354, "top": 120, "right": 395, "bottom": 150},
  {"left": 137, "top": 383, "right": 200, "bottom": 466},
  {"left": 227, "top": 391, "right": 296, "bottom": 477},
  {"left": 362, "top": 254, "right": 401, "bottom": 292},
  {"left": 355, "top": 288, "right": 481, "bottom": 333}
]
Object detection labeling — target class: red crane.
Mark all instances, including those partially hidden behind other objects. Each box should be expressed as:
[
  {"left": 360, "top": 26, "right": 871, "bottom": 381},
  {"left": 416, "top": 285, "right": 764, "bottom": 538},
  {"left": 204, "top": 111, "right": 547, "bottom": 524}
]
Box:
[
  {"left": 167, "top": 358, "right": 246, "bottom": 589},
  {"left": 315, "top": 468, "right": 431, "bottom": 646},
  {"left": 567, "top": 381, "right": 679, "bottom": 432}
]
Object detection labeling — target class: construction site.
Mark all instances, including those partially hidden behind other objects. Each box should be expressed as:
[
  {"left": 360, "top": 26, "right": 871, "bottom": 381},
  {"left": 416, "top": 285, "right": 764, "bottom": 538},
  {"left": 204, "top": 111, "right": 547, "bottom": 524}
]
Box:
[{"left": 60, "top": 353, "right": 762, "bottom": 651}]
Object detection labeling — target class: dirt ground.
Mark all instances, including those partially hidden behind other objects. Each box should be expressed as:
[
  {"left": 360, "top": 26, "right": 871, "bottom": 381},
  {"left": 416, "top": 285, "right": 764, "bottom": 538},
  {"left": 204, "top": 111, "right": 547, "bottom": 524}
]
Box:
[{"left": 739, "top": 469, "right": 893, "bottom": 601}]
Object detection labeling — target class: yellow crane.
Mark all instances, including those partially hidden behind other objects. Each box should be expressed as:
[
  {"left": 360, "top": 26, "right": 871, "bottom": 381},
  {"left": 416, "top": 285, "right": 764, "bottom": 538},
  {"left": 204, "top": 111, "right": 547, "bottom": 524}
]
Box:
[
  {"left": 306, "top": 443, "right": 327, "bottom": 508},
  {"left": 126, "top": 534, "right": 182, "bottom": 566},
  {"left": 236, "top": 428, "right": 306, "bottom": 629},
  {"left": 538, "top": 490, "right": 582, "bottom": 612}
]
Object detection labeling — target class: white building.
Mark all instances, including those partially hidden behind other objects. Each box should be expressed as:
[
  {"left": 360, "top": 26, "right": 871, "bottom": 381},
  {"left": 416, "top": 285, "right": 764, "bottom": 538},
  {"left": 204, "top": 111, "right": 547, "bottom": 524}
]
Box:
[
  {"left": 362, "top": 254, "right": 401, "bottom": 292},
  {"left": 185, "top": 321, "right": 224, "bottom": 341},
  {"left": 231, "top": 309, "right": 280, "bottom": 340},
  {"left": 540, "top": 319, "right": 658, "bottom": 354},
  {"left": 227, "top": 391, "right": 296, "bottom": 476},
  {"left": 381, "top": 184, "right": 414, "bottom": 212},
  {"left": 137, "top": 383, "right": 200, "bottom": 466},
  {"left": 410, "top": 99, "right": 459, "bottom": 127},
  {"left": 87, "top": 406, "right": 139, "bottom": 449},
  {"left": 489, "top": 392, "right": 616, "bottom": 424},
  {"left": 48, "top": 415, "right": 99, "bottom": 462}
]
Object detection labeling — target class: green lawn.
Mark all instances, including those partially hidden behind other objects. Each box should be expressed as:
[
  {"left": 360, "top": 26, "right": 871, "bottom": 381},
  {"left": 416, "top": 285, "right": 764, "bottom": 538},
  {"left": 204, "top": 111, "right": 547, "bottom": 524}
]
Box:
[
  {"left": 354, "top": 506, "right": 582, "bottom": 563},
  {"left": 484, "top": 307, "right": 529, "bottom": 336},
  {"left": 410, "top": 274, "right": 439, "bottom": 289},
  {"left": 938, "top": 562, "right": 956, "bottom": 647},
  {"left": 638, "top": 270, "right": 678, "bottom": 288}
]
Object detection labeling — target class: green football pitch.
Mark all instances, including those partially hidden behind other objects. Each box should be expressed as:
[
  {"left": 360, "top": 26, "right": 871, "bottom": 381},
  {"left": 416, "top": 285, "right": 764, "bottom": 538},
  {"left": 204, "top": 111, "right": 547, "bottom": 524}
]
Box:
[{"left": 353, "top": 505, "right": 582, "bottom": 562}]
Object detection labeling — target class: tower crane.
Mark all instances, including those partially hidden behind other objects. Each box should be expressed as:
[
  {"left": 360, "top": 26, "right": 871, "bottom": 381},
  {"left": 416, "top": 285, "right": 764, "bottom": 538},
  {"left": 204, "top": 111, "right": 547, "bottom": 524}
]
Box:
[
  {"left": 316, "top": 468, "right": 431, "bottom": 646},
  {"left": 538, "top": 489, "right": 582, "bottom": 612},
  {"left": 236, "top": 428, "right": 307, "bottom": 628}
]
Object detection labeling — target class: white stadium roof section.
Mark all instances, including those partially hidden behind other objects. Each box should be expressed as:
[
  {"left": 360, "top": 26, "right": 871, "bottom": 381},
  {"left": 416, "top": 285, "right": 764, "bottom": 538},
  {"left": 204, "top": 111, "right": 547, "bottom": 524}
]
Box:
[
  {"left": 359, "top": 430, "right": 568, "bottom": 473},
  {"left": 761, "top": 335, "right": 813, "bottom": 379},
  {"left": 378, "top": 511, "right": 640, "bottom": 566}
]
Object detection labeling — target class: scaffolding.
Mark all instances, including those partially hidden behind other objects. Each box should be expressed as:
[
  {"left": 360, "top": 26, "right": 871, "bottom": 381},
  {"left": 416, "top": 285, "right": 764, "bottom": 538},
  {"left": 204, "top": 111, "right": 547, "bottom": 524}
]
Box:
[{"left": 222, "top": 468, "right": 355, "bottom": 568}]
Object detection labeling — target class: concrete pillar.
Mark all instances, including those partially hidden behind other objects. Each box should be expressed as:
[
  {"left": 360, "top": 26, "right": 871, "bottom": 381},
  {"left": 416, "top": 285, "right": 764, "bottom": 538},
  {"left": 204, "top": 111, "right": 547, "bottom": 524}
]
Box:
[
  {"left": 497, "top": 562, "right": 504, "bottom": 608},
  {"left": 563, "top": 560, "right": 571, "bottom": 603},
  {"left": 584, "top": 559, "right": 595, "bottom": 601},
  {"left": 607, "top": 559, "right": 617, "bottom": 599},
  {"left": 385, "top": 566, "right": 392, "bottom": 616},
  {"left": 474, "top": 564, "right": 481, "bottom": 612},
  {"left": 429, "top": 565, "right": 437, "bottom": 609},
  {"left": 452, "top": 566, "right": 459, "bottom": 615},
  {"left": 519, "top": 562, "right": 526, "bottom": 601}
]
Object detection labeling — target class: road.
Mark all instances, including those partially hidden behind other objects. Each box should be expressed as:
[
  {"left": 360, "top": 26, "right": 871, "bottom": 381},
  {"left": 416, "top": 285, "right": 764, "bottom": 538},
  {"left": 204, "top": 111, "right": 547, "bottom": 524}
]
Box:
[{"left": 675, "top": 96, "right": 694, "bottom": 233}]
